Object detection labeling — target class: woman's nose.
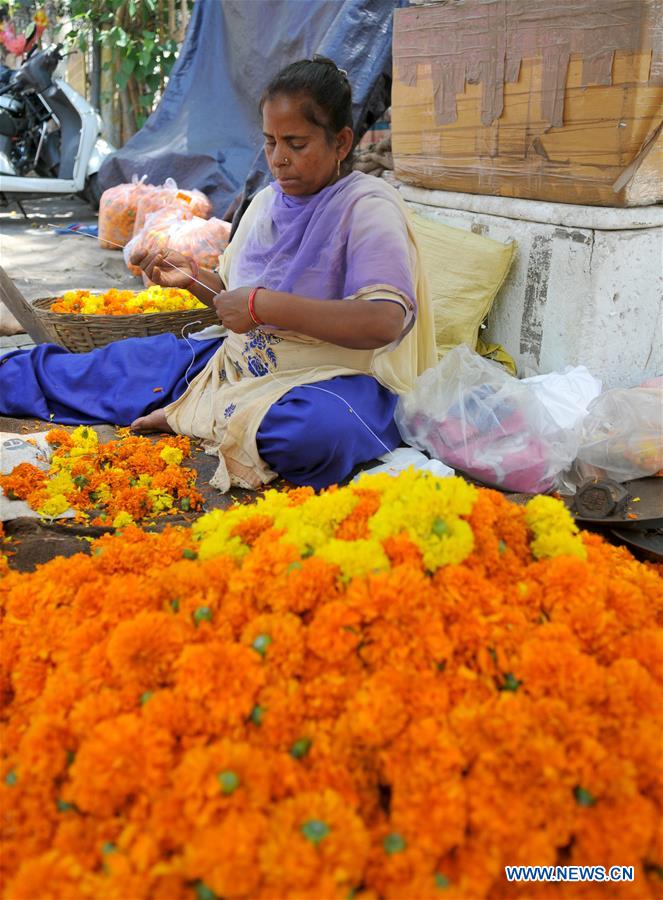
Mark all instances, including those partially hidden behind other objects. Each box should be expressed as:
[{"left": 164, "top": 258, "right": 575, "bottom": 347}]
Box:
[{"left": 274, "top": 146, "right": 290, "bottom": 167}]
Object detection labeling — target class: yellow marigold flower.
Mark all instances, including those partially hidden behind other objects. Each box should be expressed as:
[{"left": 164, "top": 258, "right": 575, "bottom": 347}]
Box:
[
  {"left": 417, "top": 516, "right": 475, "bottom": 570},
  {"left": 81, "top": 297, "right": 104, "bottom": 314},
  {"left": 366, "top": 471, "right": 477, "bottom": 570},
  {"left": 37, "top": 493, "right": 70, "bottom": 518},
  {"left": 525, "top": 495, "right": 587, "bottom": 560},
  {"left": 147, "top": 489, "right": 174, "bottom": 513},
  {"left": 270, "top": 489, "right": 359, "bottom": 554},
  {"left": 70, "top": 426, "right": 99, "bottom": 450},
  {"left": 44, "top": 471, "right": 75, "bottom": 498},
  {"left": 194, "top": 504, "right": 266, "bottom": 562},
  {"left": 159, "top": 446, "right": 184, "bottom": 466},
  {"left": 112, "top": 511, "right": 134, "bottom": 529},
  {"left": 95, "top": 483, "right": 112, "bottom": 504},
  {"left": 317, "top": 538, "right": 389, "bottom": 582}
]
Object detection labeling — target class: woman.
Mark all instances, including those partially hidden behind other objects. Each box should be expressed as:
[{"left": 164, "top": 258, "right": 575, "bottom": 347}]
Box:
[{"left": 1, "top": 58, "right": 435, "bottom": 491}]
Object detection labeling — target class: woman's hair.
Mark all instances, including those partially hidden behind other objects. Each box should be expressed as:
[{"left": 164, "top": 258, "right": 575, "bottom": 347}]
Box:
[{"left": 260, "top": 56, "right": 354, "bottom": 173}]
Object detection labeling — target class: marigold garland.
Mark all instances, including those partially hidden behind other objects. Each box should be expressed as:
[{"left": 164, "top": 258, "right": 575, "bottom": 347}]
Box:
[
  {"left": 1, "top": 471, "right": 661, "bottom": 899},
  {"left": 50, "top": 286, "right": 205, "bottom": 315},
  {"left": 0, "top": 426, "right": 203, "bottom": 524}
]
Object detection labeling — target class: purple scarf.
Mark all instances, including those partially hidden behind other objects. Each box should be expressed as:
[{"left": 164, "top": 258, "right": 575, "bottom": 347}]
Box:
[{"left": 231, "top": 171, "right": 416, "bottom": 310}]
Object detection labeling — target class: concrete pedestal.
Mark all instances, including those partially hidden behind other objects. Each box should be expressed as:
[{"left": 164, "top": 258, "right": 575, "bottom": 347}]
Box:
[{"left": 398, "top": 183, "right": 663, "bottom": 388}]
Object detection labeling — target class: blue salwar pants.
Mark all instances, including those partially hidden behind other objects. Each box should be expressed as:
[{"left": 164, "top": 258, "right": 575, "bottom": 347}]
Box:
[{"left": 0, "top": 334, "right": 400, "bottom": 489}]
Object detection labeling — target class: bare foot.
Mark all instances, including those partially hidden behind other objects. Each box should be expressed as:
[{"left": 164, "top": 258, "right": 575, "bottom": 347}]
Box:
[{"left": 130, "top": 409, "right": 174, "bottom": 434}]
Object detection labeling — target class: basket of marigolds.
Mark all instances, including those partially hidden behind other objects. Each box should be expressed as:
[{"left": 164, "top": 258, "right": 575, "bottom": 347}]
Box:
[{"left": 31, "top": 287, "right": 218, "bottom": 352}]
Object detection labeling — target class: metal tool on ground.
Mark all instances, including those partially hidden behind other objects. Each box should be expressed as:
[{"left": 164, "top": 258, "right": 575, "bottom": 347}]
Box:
[{"left": 573, "top": 478, "right": 629, "bottom": 519}]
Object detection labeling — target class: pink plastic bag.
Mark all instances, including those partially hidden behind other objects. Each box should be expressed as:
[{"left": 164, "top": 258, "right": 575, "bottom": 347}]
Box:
[{"left": 395, "top": 344, "right": 581, "bottom": 493}]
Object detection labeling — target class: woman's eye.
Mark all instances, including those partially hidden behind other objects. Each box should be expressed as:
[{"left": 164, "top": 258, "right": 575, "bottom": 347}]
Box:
[{"left": 290, "top": 144, "right": 306, "bottom": 151}]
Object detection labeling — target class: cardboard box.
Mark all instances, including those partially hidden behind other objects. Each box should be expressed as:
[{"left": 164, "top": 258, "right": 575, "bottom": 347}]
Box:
[{"left": 392, "top": 0, "right": 663, "bottom": 206}]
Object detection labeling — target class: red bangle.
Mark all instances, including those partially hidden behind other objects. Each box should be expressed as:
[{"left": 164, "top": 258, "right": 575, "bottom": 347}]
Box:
[{"left": 248, "top": 286, "right": 265, "bottom": 326}]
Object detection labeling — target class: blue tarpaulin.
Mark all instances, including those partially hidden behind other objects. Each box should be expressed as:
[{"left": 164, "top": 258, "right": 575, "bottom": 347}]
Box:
[{"left": 98, "top": 0, "right": 403, "bottom": 217}]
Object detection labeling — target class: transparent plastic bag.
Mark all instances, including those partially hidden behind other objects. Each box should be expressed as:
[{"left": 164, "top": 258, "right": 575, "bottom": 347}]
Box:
[
  {"left": 571, "top": 382, "right": 663, "bottom": 483},
  {"left": 98, "top": 174, "right": 149, "bottom": 249},
  {"left": 133, "top": 177, "right": 212, "bottom": 235},
  {"left": 395, "top": 344, "right": 583, "bottom": 494},
  {"left": 123, "top": 207, "right": 194, "bottom": 276},
  {"left": 124, "top": 210, "right": 231, "bottom": 281}
]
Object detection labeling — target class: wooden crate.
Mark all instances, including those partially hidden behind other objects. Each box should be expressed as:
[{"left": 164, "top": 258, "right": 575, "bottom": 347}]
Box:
[{"left": 392, "top": 0, "right": 663, "bottom": 207}]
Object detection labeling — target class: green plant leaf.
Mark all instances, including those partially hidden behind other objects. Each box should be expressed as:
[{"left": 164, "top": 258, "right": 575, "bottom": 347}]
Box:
[{"left": 115, "top": 70, "right": 130, "bottom": 91}]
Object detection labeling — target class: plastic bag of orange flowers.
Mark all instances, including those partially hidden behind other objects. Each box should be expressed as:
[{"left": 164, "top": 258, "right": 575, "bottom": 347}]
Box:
[
  {"left": 132, "top": 177, "right": 213, "bottom": 235},
  {"left": 124, "top": 208, "right": 231, "bottom": 283},
  {"left": 98, "top": 174, "right": 149, "bottom": 250}
]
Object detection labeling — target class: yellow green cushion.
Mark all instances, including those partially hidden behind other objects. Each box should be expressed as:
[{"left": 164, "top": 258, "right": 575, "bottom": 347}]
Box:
[{"left": 409, "top": 211, "right": 516, "bottom": 360}]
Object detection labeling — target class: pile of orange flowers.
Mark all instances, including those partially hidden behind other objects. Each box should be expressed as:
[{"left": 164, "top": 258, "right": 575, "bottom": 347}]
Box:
[
  {"left": 50, "top": 287, "right": 205, "bottom": 315},
  {"left": 1, "top": 471, "right": 661, "bottom": 899},
  {"left": 0, "top": 426, "right": 202, "bottom": 526}
]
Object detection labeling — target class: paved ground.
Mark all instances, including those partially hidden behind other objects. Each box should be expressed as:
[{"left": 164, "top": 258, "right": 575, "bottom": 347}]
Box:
[{"left": 1, "top": 193, "right": 139, "bottom": 357}]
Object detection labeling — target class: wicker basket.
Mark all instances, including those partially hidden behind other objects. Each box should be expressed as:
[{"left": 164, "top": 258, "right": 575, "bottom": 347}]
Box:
[{"left": 31, "top": 297, "right": 219, "bottom": 353}]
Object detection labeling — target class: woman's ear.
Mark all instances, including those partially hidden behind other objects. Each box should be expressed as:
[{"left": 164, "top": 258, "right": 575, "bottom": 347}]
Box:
[{"left": 337, "top": 126, "right": 354, "bottom": 160}]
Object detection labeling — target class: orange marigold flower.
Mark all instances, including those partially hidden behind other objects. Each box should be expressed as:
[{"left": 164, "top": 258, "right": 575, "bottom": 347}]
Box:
[
  {"left": 106, "top": 611, "right": 187, "bottom": 691},
  {"left": 67, "top": 714, "right": 173, "bottom": 817},
  {"left": 174, "top": 642, "right": 265, "bottom": 734},
  {"left": 5, "top": 851, "right": 97, "bottom": 900},
  {"left": 183, "top": 809, "right": 267, "bottom": 897},
  {"left": 0, "top": 461, "right": 47, "bottom": 501},
  {"left": 259, "top": 789, "right": 370, "bottom": 896}
]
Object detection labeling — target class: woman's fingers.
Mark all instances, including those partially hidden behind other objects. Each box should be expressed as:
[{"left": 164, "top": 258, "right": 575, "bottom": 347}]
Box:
[
  {"left": 129, "top": 249, "right": 159, "bottom": 278},
  {"left": 128, "top": 248, "right": 193, "bottom": 288}
]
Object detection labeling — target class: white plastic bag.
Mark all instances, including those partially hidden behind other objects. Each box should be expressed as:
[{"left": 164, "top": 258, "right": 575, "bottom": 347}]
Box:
[
  {"left": 521, "top": 367, "right": 602, "bottom": 430},
  {"left": 355, "top": 447, "right": 454, "bottom": 480},
  {"left": 571, "top": 382, "right": 663, "bottom": 483},
  {"left": 0, "top": 432, "right": 74, "bottom": 521},
  {"left": 395, "top": 344, "right": 586, "bottom": 494}
]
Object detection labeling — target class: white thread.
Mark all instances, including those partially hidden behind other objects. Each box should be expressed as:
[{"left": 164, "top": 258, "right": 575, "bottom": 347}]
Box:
[
  {"left": 265, "top": 367, "right": 394, "bottom": 457},
  {"left": 181, "top": 320, "right": 203, "bottom": 386},
  {"left": 45, "top": 224, "right": 215, "bottom": 294}
]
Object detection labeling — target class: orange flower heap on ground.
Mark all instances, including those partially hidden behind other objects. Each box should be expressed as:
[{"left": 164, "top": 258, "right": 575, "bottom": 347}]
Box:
[
  {"left": 0, "top": 426, "right": 202, "bottom": 524},
  {"left": 1, "top": 471, "right": 661, "bottom": 899}
]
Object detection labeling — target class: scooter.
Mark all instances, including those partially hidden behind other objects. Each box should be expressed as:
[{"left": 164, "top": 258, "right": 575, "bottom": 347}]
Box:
[{"left": 0, "top": 42, "right": 115, "bottom": 213}]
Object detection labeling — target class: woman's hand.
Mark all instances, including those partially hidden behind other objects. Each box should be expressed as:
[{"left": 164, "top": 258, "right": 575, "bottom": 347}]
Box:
[
  {"left": 129, "top": 248, "right": 195, "bottom": 289},
  {"left": 213, "top": 287, "right": 254, "bottom": 332}
]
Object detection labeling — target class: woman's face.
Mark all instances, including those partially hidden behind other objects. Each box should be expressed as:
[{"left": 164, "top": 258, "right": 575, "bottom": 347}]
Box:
[{"left": 262, "top": 94, "right": 353, "bottom": 196}]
